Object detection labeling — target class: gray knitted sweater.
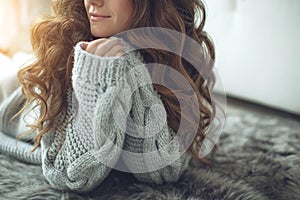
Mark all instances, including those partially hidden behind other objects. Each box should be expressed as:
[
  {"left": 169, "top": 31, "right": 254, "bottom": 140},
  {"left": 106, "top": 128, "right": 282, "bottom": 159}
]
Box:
[{"left": 0, "top": 41, "right": 190, "bottom": 192}]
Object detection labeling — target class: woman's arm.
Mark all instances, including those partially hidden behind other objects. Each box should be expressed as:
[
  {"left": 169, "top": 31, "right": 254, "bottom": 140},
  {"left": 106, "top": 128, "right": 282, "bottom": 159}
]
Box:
[
  {"left": 41, "top": 41, "right": 132, "bottom": 192},
  {"left": 0, "top": 86, "right": 41, "bottom": 164},
  {"left": 0, "top": 56, "right": 41, "bottom": 163},
  {"left": 119, "top": 53, "right": 191, "bottom": 184}
]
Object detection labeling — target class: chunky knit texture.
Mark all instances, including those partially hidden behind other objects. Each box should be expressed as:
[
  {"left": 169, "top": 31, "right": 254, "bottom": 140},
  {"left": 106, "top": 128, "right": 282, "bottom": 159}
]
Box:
[
  {"left": 0, "top": 86, "right": 41, "bottom": 164},
  {"left": 0, "top": 40, "right": 190, "bottom": 192}
]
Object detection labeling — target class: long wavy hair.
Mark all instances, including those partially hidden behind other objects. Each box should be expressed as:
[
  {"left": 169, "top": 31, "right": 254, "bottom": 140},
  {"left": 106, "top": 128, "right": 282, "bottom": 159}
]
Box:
[{"left": 18, "top": 0, "right": 216, "bottom": 160}]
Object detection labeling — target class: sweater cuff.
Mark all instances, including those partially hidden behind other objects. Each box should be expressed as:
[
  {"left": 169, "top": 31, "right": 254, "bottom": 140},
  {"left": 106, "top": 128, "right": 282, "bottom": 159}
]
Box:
[{"left": 73, "top": 42, "right": 128, "bottom": 88}]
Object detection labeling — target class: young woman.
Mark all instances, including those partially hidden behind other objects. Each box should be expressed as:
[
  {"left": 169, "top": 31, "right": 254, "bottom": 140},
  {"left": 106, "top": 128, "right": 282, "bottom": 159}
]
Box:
[{"left": 0, "top": 0, "right": 216, "bottom": 192}]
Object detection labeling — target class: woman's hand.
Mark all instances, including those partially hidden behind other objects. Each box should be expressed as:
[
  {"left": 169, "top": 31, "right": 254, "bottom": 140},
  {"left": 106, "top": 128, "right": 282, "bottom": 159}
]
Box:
[{"left": 81, "top": 38, "right": 124, "bottom": 57}]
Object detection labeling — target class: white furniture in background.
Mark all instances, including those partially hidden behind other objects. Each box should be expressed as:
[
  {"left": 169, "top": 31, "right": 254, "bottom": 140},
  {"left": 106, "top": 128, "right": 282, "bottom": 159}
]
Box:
[{"left": 206, "top": 0, "right": 300, "bottom": 115}]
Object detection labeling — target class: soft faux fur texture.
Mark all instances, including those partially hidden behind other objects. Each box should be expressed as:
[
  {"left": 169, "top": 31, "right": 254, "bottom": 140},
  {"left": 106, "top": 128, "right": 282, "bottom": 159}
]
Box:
[{"left": 1, "top": 99, "right": 299, "bottom": 200}]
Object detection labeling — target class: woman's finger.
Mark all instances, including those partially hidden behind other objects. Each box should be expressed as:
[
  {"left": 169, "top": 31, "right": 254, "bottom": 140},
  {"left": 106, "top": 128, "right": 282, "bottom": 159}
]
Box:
[
  {"left": 93, "top": 38, "right": 121, "bottom": 56},
  {"left": 103, "top": 44, "right": 124, "bottom": 57},
  {"left": 80, "top": 42, "right": 89, "bottom": 50},
  {"left": 85, "top": 38, "right": 108, "bottom": 53}
]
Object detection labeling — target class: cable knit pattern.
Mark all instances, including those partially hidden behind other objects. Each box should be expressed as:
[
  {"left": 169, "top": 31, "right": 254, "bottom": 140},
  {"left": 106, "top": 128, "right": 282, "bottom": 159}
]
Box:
[{"left": 0, "top": 39, "right": 191, "bottom": 192}]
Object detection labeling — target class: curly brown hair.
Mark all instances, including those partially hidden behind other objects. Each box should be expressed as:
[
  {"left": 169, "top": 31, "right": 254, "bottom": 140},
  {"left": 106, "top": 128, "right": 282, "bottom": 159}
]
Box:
[{"left": 18, "top": 0, "right": 216, "bottom": 160}]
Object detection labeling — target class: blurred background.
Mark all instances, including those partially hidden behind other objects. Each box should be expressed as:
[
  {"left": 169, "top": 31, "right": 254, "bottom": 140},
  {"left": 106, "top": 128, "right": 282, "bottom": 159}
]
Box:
[
  {"left": 0, "top": 0, "right": 299, "bottom": 115},
  {"left": 0, "top": 0, "right": 51, "bottom": 89},
  {"left": 0, "top": 0, "right": 51, "bottom": 56},
  {"left": 206, "top": 0, "right": 300, "bottom": 115}
]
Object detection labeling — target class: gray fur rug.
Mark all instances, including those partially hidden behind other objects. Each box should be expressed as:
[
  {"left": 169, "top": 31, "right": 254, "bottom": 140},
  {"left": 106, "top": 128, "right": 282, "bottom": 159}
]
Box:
[{"left": 1, "top": 99, "right": 300, "bottom": 200}]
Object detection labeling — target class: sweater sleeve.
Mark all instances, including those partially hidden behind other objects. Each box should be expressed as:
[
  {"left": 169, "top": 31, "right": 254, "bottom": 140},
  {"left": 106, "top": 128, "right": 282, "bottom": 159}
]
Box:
[
  {"left": 0, "top": 69, "right": 41, "bottom": 164},
  {"left": 120, "top": 54, "right": 191, "bottom": 184},
  {"left": 41, "top": 43, "right": 133, "bottom": 192},
  {"left": 0, "top": 86, "right": 41, "bottom": 164}
]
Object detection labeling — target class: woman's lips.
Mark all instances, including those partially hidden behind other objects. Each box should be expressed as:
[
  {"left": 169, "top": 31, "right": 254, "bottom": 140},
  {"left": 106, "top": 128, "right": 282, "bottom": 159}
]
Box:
[{"left": 90, "top": 13, "right": 111, "bottom": 21}]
